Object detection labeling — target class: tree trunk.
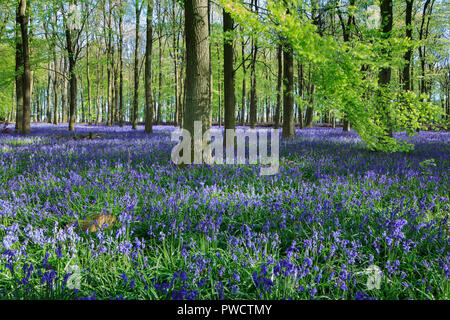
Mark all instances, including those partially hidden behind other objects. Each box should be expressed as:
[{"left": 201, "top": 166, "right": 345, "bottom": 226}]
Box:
[
  {"left": 65, "top": 11, "right": 77, "bottom": 131},
  {"left": 113, "top": 47, "right": 118, "bottom": 124},
  {"left": 9, "top": 84, "right": 15, "bottom": 123},
  {"left": 240, "top": 28, "right": 246, "bottom": 125},
  {"left": 96, "top": 45, "right": 101, "bottom": 124},
  {"left": 106, "top": 2, "right": 113, "bottom": 126},
  {"left": 119, "top": 3, "right": 124, "bottom": 127},
  {"left": 179, "top": 35, "right": 186, "bottom": 128},
  {"left": 68, "top": 57, "right": 77, "bottom": 131},
  {"left": 223, "top": 9, "right": 235, "bottom": 137},
  {"left": 61, "top": 57, "right": 68, "bottom": 123},
  {"left": 282, "top": 41, "right": 295, "bottom": 138},
  {"left": 145, "top": 1, "right": 154, "bottom": 133},
  {"left": 46, "top": 61, "right": 52, "bottom": 123},
  {"left": 86, "top": 25, "right": 92, "bottom": 125},
  {"left": 18, "top": 0, "right": 31, "bottom": 134},
  {"left": 172, "top": 0, "right": 179, "bottom": 126},
  {"left": 15, "top": 21, "right": 23, "bottom": 132},
  {"left": 132, "top": 0, "right": 142, "bottom": 130},
  {"left": 184, "top": 0, "right": 211, "bottom": 159},
  {"left": 297, "top": 61, "right": 304, "bottom": 129},
  {"left": 157, "top": 0, "right": 164, "bottom": 124},
  {"left": 274, "top": 44, "right": 282, "bottom": 129},
  {"left": 402, "top": 0, "right": 413, "bottom": 91},
  {"left": 304, "top": 67, "right": 314, "bottom": 128},
  {"left": 53, "top": 71, "right": 58, "bottom": 125},
  {"left": 343, "top": 117, "right": 350, "bottom": 131},
  {"left": 418, "top": 0, "right": 433, "bottom": 97},
  {"left": 249, "top": 0, "right": 258, "bottom": 129},
  {"left": 378, "top": 0, "right": 394, "bottom": 137},
  {"left": 217, "top": 42, "right": 222, "bottom": 127},
  {"left": 337, "top": 0, "right": 354, "bottom": 131}
]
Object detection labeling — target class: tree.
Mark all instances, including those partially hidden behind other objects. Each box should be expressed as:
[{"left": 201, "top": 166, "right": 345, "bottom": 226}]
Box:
[
  {"left": 17, "top": 0, "right": 31, "bottom": 134},
  {"left": 223, "top": 9, "right": 235, "bottom": 140},
  {"left": 249, "top": 0, "right": 258, "bottom": 129},
  {"left": 418, "top": 0, "right": 434, "bottom": 98},
  {"left": 337, "top": 0, "right": 355, "bottom": 132},
  {"left": 85, "top": 2, "right": 92, "bottom": 125},
  {"left": 15, "top": 10, "right": 23, "bottom": 132},
  {"left": 62, "top": 0, "right": 86, "bottom": 131},
  {"left": 282, "top": 40, "right": 295, "bottom": 138},
  {"left": 240, "top": 26, "right": 247, "bottom": 125},
  {"left": 378, "top": 0, "right": 394, "bottom": 138},
  {"left": 145, "top": 0, "right": 154, "bottom": 133},
  {"left": 274, "top": 44, "right": 282, "bottom": 129},
  {"left": 132, "top": 0, "right": 142, "bottom": 130},
  {"left": 118, "top": 0, "right": 124, "bottom": 127},
  {"left": 184, "top": 0, "right": 211, "bottom": 160},
  {"left": 402, "top": 0, "right": 413, "bottom": 91}
]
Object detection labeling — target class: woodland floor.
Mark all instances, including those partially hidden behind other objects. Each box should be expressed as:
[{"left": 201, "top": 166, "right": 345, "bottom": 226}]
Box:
[{"left": 0, "top": 123, "right": 448, "bottom": 299}]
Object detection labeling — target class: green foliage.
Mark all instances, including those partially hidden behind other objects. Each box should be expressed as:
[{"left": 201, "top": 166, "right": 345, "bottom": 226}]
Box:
[{"left": 219, "top": 0, "right": 443, "bottom": 152}]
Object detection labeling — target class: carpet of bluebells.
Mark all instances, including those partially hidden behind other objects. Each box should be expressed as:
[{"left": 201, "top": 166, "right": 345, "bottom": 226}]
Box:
[{"left": 0, "top": 123, "right": 448, "bottom": 300}]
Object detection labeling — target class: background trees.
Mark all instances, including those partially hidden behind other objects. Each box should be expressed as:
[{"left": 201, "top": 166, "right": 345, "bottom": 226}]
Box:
[{"left": 0, "top": 0, "right": 446, "bottom": 150}]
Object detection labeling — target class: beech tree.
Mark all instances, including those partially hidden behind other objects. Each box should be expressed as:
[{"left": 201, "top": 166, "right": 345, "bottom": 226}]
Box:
[
  {"left": 184, "top": 0, "right": 211, "bottom": 159},
  {"left": 223, "top": 9, "right": 235, "bottom": 141}
]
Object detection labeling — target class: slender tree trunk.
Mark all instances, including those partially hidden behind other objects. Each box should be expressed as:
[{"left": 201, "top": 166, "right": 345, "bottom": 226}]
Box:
[
  {"left": 65, "top": 11, "right": 77, "bottom": 131},
  {"left": 172, "top": 0, "right": 180, "bottom": 126},
  {"left": 132, "top": 0, "right": 142, "bottom": 130},
  {"left": 61, "top": 57, "right": 68, "bottom": 123},
  {"left": 9, "top": 83, "right": 15, "bottom": 123},
  {"left": 304, "top": 66, "right": 314, "bottom": 128},
  {"left": 119, "top": 3, "right": 124, "bottom": 127},
  {"left": 223, "top": 9, "right": 235, "bottom": 137},
  {"left": 15, "top": 33, "right": 25, "bottom": 133},
  {"left": 96, "top": 44, "right": 101, "bottom": 124},
  {"left": 34, "top": 81, "right": 39, "bottom": 122},
  {"left": 18, "top": 0, "right": 31, "bottom": 134},
  {"left": 145, "top": 1, "right": 154, "bottom": 133},
  {"left": 80, "top": 76, "right": 85, "bottom": 123},
  {"left": 274, "top": 44, "right": 282, "bottom": 129},
  {"left": 217, "top": 42, "right": 222, "bottom": 127},
  {"left": 106, "top": 2, "right": 113, "bottom": 126},
  {"left": 86, "top": 25, "right": 92, "bottom": 124},
  {"left": 46, "top": 61, "right": 52, "bottom": 123},
  {"left": 402, "top": 0, "right": 413, "bottom": 91},
  {"left": 249, "top": 1, "right": 258, "bottom": 129},
  {"left": 378, "top": 0, "right": 394, "bottom": 137},
  {"left": 67, "top": 59, "right": 77, "bottom": 131},
  {"left": 53, "top": 74, "right": 58, "bottom": 125},
  {"left": 418, "top": 0, "right": 433, "bottom": 97},
  {"left": 53, "top": 59, "right": 58, "bottom": 125},
  {"left": 297, "top": 61, "right": 304, "bottom": 128},
  {"left": 282, "top": 41, "right": 295, "bottom": 138},
  {"left": 208, "top": 1, "right": 213, "bottom": 129},
  {"left": 157, "top": 0, "right": 164, "bottom": 124},
  {"left": 114, "top": 53, "right": 119, "bottom": 124},
  {"left": 337, "top": 0, "right": 354, "bottom": 131},
  {"left": 240, "top": 29, "right": 246, "bottom": 125},
  {"left": 179, "top": 32, "right": 186, "bottom": 128}
]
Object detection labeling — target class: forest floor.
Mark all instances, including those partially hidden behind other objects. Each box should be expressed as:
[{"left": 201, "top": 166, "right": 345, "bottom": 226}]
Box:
[{"left": 0, "top": 123, "right": 448, "bottom": 299}]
